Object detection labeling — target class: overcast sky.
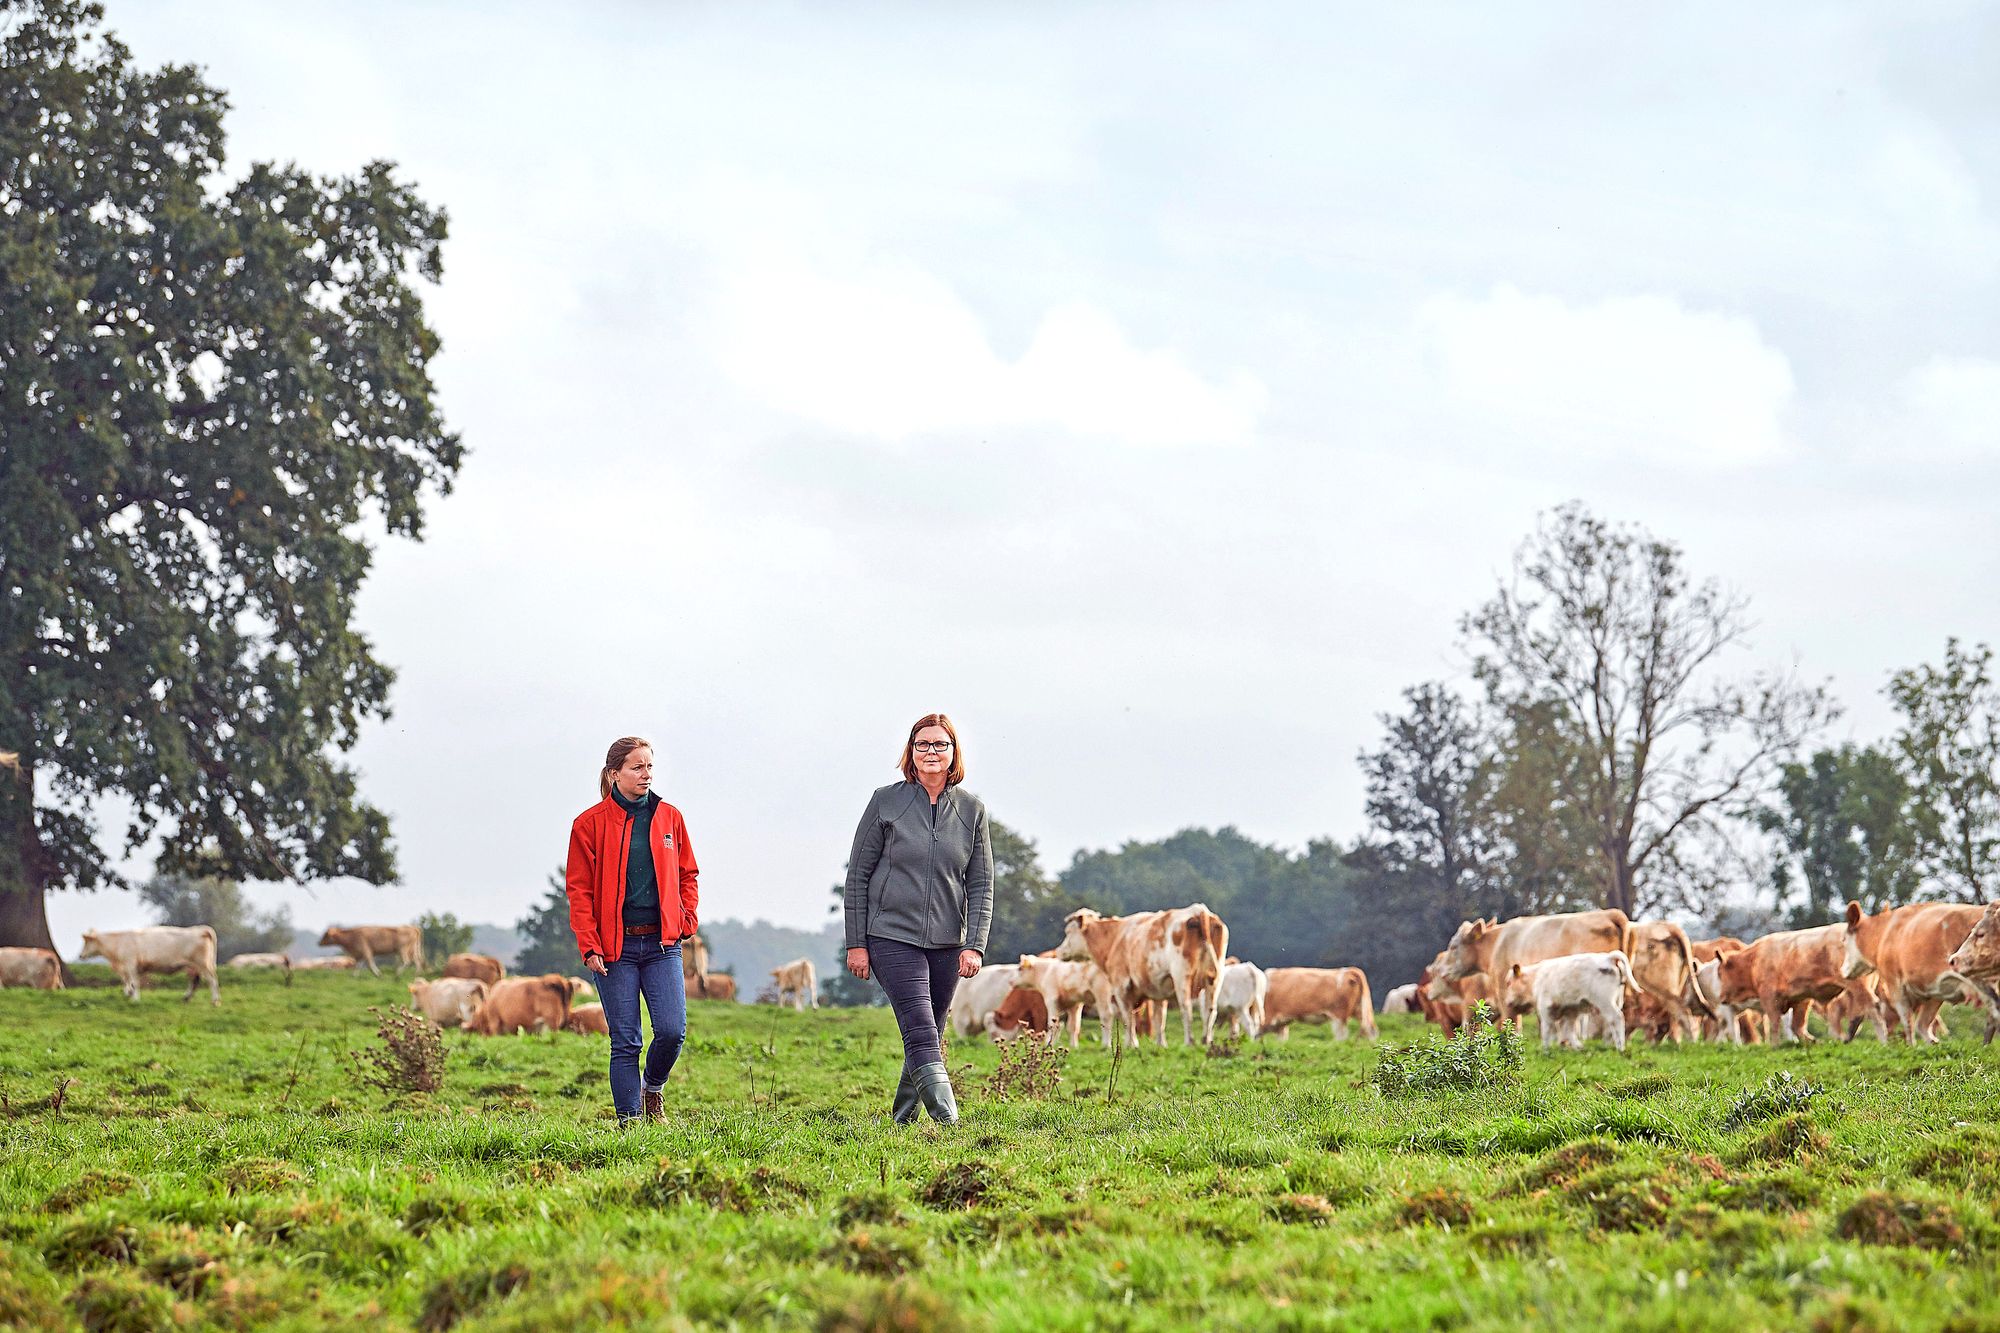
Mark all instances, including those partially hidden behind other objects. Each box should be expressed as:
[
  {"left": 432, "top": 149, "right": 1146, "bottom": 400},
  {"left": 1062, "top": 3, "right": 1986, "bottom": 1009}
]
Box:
[{"left": 50, "top": 2, "right": 2000, "bottom": 947}]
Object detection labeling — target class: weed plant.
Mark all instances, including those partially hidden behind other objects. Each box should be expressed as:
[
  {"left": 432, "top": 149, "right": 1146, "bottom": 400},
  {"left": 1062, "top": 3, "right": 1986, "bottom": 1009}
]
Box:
[{"left": 1371, "top": 1000, "right": 1524, "bottom": 1096}]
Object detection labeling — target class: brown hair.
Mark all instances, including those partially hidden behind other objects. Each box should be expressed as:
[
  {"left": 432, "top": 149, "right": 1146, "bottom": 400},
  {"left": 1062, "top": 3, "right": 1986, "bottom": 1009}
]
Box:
[
  {"left": 898, "top": 713, "right": 965, "bottom": 785},
  {"left": 600, "top": 736, "right": 652, "bottom": 799}
]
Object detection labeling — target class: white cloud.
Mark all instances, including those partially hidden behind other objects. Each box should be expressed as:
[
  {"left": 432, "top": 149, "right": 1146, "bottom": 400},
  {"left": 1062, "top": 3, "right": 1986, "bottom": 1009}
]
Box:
[
  {"left": 1416, "top": 285, "right": 1797, "bottom": 467},
  {"left": 1897, "top": 356, "right": 2000, "bottom": 458}
]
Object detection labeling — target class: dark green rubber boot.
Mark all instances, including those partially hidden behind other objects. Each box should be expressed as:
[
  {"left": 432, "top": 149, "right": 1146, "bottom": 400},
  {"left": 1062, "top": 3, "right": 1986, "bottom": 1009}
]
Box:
[
  {"left": 912, "top": 1061, "right": 958, "bottom": 1126},
  {"left": 891, "top": 1065, "right": 921, "bottom": 1125}
]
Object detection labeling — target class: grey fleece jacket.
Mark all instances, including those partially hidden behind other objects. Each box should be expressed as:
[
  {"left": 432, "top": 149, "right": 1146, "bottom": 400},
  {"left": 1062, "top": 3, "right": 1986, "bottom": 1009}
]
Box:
[{"left": 843, "top": 781, "right": 994, "bottom": 953}]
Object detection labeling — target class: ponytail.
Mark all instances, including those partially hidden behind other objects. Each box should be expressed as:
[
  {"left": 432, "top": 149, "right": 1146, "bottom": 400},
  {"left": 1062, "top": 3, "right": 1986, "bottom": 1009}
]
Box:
[{"left": 600, "top": 735, "right": 652, "bottom": 799}]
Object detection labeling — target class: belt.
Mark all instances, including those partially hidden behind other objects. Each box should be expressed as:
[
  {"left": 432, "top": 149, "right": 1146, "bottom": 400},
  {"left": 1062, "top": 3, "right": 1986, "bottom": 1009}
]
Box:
[{"left": 625, "top": 922, "right": 660, "bottom": 936}]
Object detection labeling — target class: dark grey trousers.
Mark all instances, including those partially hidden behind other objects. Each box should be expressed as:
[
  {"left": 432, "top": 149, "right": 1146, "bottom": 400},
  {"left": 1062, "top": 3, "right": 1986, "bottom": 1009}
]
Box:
[{"left": 867, "top": 935, "right": 961, "bottom": 1069}]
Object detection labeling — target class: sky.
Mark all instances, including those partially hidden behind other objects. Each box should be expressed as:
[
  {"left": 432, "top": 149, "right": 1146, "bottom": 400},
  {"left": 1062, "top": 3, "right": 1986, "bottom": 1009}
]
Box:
[{"left": 46, "top": 1, "right": 2000, "bottom": 947}]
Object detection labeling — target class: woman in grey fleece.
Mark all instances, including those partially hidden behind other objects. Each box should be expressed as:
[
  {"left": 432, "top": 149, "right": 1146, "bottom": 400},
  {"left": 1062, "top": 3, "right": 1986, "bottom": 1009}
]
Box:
[{"left": 843, "top": 712, "right": 993, "bottom": 1125}]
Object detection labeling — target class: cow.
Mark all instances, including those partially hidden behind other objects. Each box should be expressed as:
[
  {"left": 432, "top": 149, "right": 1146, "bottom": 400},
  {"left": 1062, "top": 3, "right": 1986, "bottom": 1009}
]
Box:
[
  {"left": 1711, "top": 925, "right": 1874, "bottom": 1044},
  {"left": 1820, "top": 970, "right": 1892, "bottom": 1043},
  {"left": 1527, "top": 951, "right": 1637, "bottom": 1051},
  {"left": 0, "top": 947, "right": 63, "bottom": 990},
  {"left": 1260, "top": 967, "right": 1377, "bottom": 1040},
  {"left": 1621, "top": 919, "right": 1715, "bottom": 1036},
  {"left": 1946, "top": 903, "right": 2000, "bottom": 991},
  {"left": 1211, "top": 960, "right": 1269, "bottom": 1039},
  {"left": 1842, "top": 900, "right": 2000, "bottom": 1045},
  {"left": 688, "top": 972, "right": 737, "bottom": 1002},
  {"left": 1380, "top": 983, "right": 1421, "bottom": 1015},
  {"left": 1691, "top": 955, "right": 1767, "bottom": 1044},
  {"left": 565, "top": 1002, "right": 610, "bottom": 1035},
  {"left": 225, "top": 952, "right": 291, "bottom": 971},
  {"left": 442, "top": 953, "right": 505, "bottom": 986},
  {"left": 770, "top": 957, "right": 818, "bottom": 1010},
  {"left": 682, "top": 935, "right": 711, "bottom": 986},
  {"left": 985, "top": 988, "right": 1050, "bottom": 1041},
  {"left": 293, "top": 955, "right": 357, "bottom": 971},
  {"left": 947, "top": 963, "right": 1022, "bottom": 1038},
  {"left": 467, "top": 975, "right": 579, "bottom": 1035},
  {"left": 1012, "top": 954, "right": 1116, "bottom": 1047},
  {"left": 408, "top": 977, "right": 488, "bottom": 1029},
  {"left": 1417, "top": 953, "right": 1498, "bottom": 1039},
  {"left": 79, "top": 927, "right": 218, "bottom": 1004},
  {"left": 317, "top": 924, "right": 422, "bottom": 977},
  {"left": 1059, "top": 904, "right": 1230, "bottom": 1047},
  {"left": 1437, "top": 909, "right": 1629, "bottom": 1023}
]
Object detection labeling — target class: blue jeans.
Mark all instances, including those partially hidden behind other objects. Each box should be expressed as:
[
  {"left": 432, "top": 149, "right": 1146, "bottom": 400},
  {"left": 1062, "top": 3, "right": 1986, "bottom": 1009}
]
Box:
[{"left": 599, "top": 935, "right": 687, "bottom": 1120}]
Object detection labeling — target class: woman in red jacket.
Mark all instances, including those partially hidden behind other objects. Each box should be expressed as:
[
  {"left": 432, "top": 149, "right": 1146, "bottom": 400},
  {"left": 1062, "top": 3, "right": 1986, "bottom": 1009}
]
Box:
[{"left": 566, "top": 735, "right": 699, "bottom": 1126}]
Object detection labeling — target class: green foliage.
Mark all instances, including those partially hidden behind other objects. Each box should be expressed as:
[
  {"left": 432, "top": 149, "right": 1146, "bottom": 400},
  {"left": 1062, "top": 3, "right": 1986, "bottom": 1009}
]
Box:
[
  {"left": 417, "top": 912, "right": 474, "bottom": 965},
  {"left": 138, "top": 873, "right": 291, "bottom": 959},
  {"left": 511, "top": 869, "right": 574, "bottom": 977},
  {"left": 1886, "top": 639, "right": 2000, "bottom": 902},
  {"left": 1752, "top": 744, "right": 1921, "bottom": 923},
  {"left": 348, "top": 1005, "right": 445, "bottom": 1094},
  {"left": 981, "top": 1033, "right": 1067, "bottom": 1101},
  {"left": 1721, "top": 1070, "right": 1823, "bottom": 1131},
  {"left": 0, "top": 0, "right": 460, "bottom": 945},
  {"left": 1372, "top": 1001, "right": 1523, "bottom": 1097},
  {"left": 980, "top": 818, "right": 1069, "bottom": 964}
]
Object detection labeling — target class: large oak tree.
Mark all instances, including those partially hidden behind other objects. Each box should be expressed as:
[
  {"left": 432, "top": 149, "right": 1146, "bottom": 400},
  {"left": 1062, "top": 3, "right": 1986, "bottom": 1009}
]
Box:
[{"left": 0, "top": 1, "right": 461, "bottom": 951}]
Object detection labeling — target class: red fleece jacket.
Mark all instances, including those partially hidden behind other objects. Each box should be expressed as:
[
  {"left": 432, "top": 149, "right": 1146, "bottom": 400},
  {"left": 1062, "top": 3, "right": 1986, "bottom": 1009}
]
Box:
[{"left": 566, "top": 794, "right": 699, "bottom": 963}]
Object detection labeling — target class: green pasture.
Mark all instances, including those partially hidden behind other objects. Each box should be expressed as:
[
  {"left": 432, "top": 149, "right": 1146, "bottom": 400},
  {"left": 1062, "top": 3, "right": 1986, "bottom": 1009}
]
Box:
[{"left": 1, "top": 971, "right": 1998, "bottom": 1332}]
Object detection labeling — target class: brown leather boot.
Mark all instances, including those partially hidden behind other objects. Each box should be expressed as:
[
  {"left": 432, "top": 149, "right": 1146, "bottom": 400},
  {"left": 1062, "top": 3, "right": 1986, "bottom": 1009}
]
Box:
[{"left": 642, "top": 1088, "right": 664, "bottom": 1122}]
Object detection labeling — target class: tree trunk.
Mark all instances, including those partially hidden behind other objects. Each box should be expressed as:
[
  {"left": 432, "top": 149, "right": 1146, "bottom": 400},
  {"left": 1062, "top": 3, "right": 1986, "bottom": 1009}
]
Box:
[
  {"left": 1606, "top": 856, "right": 1637, "bottom": 919},
  {"left": 0, "top": 759, "right": 63, "bottom": 965}
]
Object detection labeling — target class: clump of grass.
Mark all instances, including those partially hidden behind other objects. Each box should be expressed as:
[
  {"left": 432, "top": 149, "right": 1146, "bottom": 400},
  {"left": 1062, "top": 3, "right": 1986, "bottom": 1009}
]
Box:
[
  {"left": 1732, "top": 1113, "right": 1831, "bottom": 1165},
  {"left": 1512, "top": 1138, "right": 1620, "bottom": 1194},
  {"left": 1372, "top": 1003, "right": 1522, "bottom": 1098},
  {"left": 1834, "top": 1192, "right": 1964, "bottom": 1251},
  {"left": 1723, "top": 1070, "right": 1823, "bottom": 1131},
  {"left": 350, "top": 1006, "right": 446, "bottom": 1095},
  {"left": 1709, "top": 1171, "right": 1821, "bottom": 1213},
  {"left": 1396, "top": 1187, "right": 1474, "bottom": 1228},
  {"left": 1271, "top": 1193, "right": 1335, "bottom": 1226},
  {"left": 402, "top": 1197, "right": 473, "bottom": 1236},
  {"left": 0, "top": 1267, "right": 63, "bottom": 1332},
  {"left": 982, "top": 1037, "right": 1066, "bottom": 1101},
  {"left": 1470, "top": 1221, "right": 1552, "bottom": 1255},
  {"left": 1566, "top": 1166, "right": 1673, "bottom": 1233},
  {"left": 920, "top": 1161, "right": 1003, "bottom": 1210},
  {"left": 144, "top": 1249, "right": 222, "bottom": 1298},
  {"left": 818, "top": 1278, "right": 968, "bottom": 1333},
  {"left": 834, "top": 1187, "right": 906, "bottom": 1229},
  {"left": 1606, "top": 1073, "right": 1672, "bottom": 1100},
  {"left": 634, "top": 1156, "right": 748, "bottom": 1211},
  {"left": 416, "top": 1263, "right": 531, "bottom": 1332},
  {"left": 1909, "top": 1126, "right": 2000, "bottom": 1195},
  {"left": 44, "top": 1218, "right": 143, "bottom": 1272},
  {"left": 67, "top": 1273, "right": 173, "bottom": 1333},
  {"left": 823, "top": 1227, "right": 923, "bottom": 1276},
  {"left": 43, "top": 1171, "right": 137, "bottom": 1214},
  {"left": 219, "top": 1159, "right": 303, "bottom": 1196}
]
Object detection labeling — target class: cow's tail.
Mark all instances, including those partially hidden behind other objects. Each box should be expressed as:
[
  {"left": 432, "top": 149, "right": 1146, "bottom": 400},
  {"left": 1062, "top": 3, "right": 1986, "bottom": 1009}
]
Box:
[
  {"left": 1673, "top": 928, "right": 1714, "bottom": 1018},
  {"left": 1613, "top": 951, "right": 1639, "bottom": 997},
  {"left": 544, "top": 975, "right": 574, "bottom": 1023},
  {"left": 1355, "top": 970, "right": 1378, "bottom": 1039}
]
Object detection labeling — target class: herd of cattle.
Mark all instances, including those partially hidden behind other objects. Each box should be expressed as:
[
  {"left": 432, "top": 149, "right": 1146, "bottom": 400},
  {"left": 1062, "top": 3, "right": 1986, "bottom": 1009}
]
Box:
[{"left": 6, "top": 898, "right": 2000, "bottom": 1056}]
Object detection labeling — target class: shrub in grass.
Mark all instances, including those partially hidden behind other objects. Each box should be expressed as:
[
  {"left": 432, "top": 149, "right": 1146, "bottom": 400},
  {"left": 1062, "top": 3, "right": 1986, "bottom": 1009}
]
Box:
[
  {"left": 1372, "top": 1003, "right": 1522, "bottom": 1098},
  {"left": 43, "top": 1171, "right": 137, "bottom": 1214},
  {"left": 67, "top": 1273, "right": 174, "bottom": 1333},
  {"left": 982, "top": 1037, "right": 1066, "bottom": 1101},
  {"left": 350, "top": 1006, "right": 446, "bottom": 1096},
  {"left": 1835, "top": 1192, "right": 1964, "bottom": 1251},
  {"left": 1396, "top": 1187, "right": 1475, "bottom": 1228},
  {"left": 416, "top": 1263, "right": 531, "bottom": 1332},
  {"left": 1722, "top": 1070, "right": 1822, "bottom": 1130}
]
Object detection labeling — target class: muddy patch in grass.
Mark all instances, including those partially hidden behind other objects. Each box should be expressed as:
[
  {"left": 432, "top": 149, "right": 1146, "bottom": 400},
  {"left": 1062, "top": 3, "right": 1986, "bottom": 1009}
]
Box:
[
  {"left": 1396, "top": 1187, "right": 1475, "bottom": 1229},
  {"left": 1835, "top": 1192, "right": 1965, "bottom": 1252},
  {"left": 920, "top": 1161, "right": 1006, "bottom": 1210}
]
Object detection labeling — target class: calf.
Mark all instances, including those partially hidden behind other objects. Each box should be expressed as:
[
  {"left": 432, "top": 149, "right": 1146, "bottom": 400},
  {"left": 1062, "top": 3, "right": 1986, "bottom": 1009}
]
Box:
[
  {"left": 293, "top": 955, "right": 356, "bottom": 971},
  {"left": 408, "top": 977, "right": 488, "bottom": 1029},
  {"left": 225, "top": 952, "right": 291, "bottom": 971},
  {"left": 688, "top": 972, "right": 737, "bottom": 1002},
  {"left": 0, "top": 947, "right": 63, "bottom": 990},
  {"left": 1379, "top": 983, "right": 1421, "bottom": 1015},
  {"left": 318, "top": 924, "right": 423, "bottom": 977},
  {"left": 1530, "top": 951, "right": 1637, "bottom": 1052},
  {"left": 1438, "top": 908, "right": 1629, "bottom": 1023},
  {"left": 947, "top": 963, "right": 1022, "bottom": 1038},
  {"left": 467, "top": 975, "right": 580, "bottom": 1035},
  {"left": 1260, "top": 967, "right": 1376, "bottom": 1040},
  {"left": 442, "top": 953, "right": 505, "bottom": 986},
  {"left": 1946, "top": 903, "right": 2000, "bottom": 996},
  {"left": 1843, "top": 900, "right": 1999, "bottom": 1044},
  {"left": 565, "top": 1002, "right": 610, "bottom": 1035},
  {"left": 1013, "top": 954, "right": 1116, "bottom": 1047},
  {"left": 1210, "top": 960, "right": 1269, "bottom": 1039},
  {"left": 79, "top": 926, "right": 218, "bottom": 1005},
  {"left": 985, "top": 987, "right": 1050, "bottom": 1041},
  {"left": 770, "top": 957, "right": 818, "bottom": 1010}
]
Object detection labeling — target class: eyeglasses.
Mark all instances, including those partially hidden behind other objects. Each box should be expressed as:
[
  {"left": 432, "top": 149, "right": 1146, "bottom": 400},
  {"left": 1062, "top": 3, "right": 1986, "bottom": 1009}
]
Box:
[{"left": 912, "top": 741, "right": 954, "bottom": 753}]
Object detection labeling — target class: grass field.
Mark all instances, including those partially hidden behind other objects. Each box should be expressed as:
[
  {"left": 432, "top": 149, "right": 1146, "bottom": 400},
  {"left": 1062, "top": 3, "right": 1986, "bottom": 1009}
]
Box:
[{"left": 2, "top": 971, "right": 1998, "bottom": 1332}]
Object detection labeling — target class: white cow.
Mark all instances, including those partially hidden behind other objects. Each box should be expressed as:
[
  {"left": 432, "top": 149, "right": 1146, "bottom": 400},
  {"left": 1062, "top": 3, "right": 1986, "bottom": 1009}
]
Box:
[
  {"left": 0, "top": 947, "right": 63, "bottom": 989},
  {"left": 1528, "top": 950, "right": 1636, "bottom": 1052},
  {"left": 408, "top": 977, "right": 489, "bottom": 1029},
  {"left": 1209, "top": 961, "right": 1269, "bottom": 1039},
  {"left": 1380, "top": 982, "right": 1421, "bottom": 1015},
  {"left": 226, "top": 952, "right": 292, "bottom": 970},
  {"left": 947, "top": 963, "right": 1022, "bottom": 1038},
  {"left": 1012, "top": 955, "right": 1116, "bottom": 1047},
  {"left": 770, "top": 958, "right": 818, "bottom": 1010},
  {"left": 79, "top": 926, "right": 219, "bottom": 1005}
]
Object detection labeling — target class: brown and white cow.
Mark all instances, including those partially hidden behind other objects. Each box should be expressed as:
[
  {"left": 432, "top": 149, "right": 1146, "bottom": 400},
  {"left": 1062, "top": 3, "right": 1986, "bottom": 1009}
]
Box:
[
  {"left": 1379, "top": 983, "right": 1421, "bottom": 1015},
  {"left": 1059, "top": 905, "right": 1229, "bottom": 1046},
  {"left": 565, "top": 1002, "right": 610, "bottom": 1035},
  {"left": 1260, "top": 967, "right": 1377, "bottom": 1040},
  {"left": 1946, "top": 903, "right": 2000, "bottom": 986},
  {"left": 318, "top": 924, "right": 423, "bottom": 977},
  {"left": 80, "top": 927, "right": 219, "bottom": 1004},
  {"left": 467, "top": 975, "right": 579, "bottom": 1035},
  {"left": 771, "top": 957, "right": 818, "bottom": 1010},
  {"left": 985, "top": 987, "right": 1050, "bottom": 1041},
  {"left": 1437, "top": 909, "right": 1629, "bottom": 1023},
  {"left": 408, "top": 977, "right": 488, "bottom": 1029},
  {"left": 1711, "top": 925, "right": 1874, "bottom": 1044},
  {"left": 1819, "top": 970, "right": 1892, "bottom": 1043},
  {"left": 1417, "top": 951, "right": 1498, "bottom": 1038},
  {"left": 440, "top": 953, "right": 504, "bottom": 985},
  {"left": 0, "top": 946, "right": 63, "bottom": 990},
  {"left": 688, "top": 972, "right": 737, "bottom": 1002},
  {"left": 1013, "top": 954, "right": 1116, "bottom": 1047},
  {"left": 1842, "top": 900, "right": 2000, "bottom": 1045}
]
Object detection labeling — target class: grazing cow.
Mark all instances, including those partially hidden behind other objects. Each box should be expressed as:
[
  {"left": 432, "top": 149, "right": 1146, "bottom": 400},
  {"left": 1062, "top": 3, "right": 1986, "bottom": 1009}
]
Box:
[
  {"left": 565, "top": 1002, "right": 610, "bottom": 1035},
  {"left": 1528, "top": 951, "right": 1637, "bottom": 1051},
  {"left": 1380, "top": 983, "right": 1421, "bottom": 1015},
  {"left": 1417, "top": 953, "right": 1497, "bottom": 1038},
  {"left": 1946, "top": 903, "right": 2000, "bottom": 989},
  {"left": 1711, "top": 925, "right": 1872, "bottom": 1044},
  {"left": 688, "top": 972, "right": 737, "bottom": 1002},
  {"left": 985, "top": 988, "right": 1050, "bottom": 1041},
  {"left": 408, "top": 977, "right": 488, "bottom": 1028},
  {"left": 1059, "top": 904, "right": 1230, "bottom": 1047},
  {"left": 1437, "top": 909, "right": 1630, "bottom": 1023},
  {"left": 442, "top": 953, "right": 505, "bottom": 985},
  {"left": 293, "top": 955, "right": 357, "bottom": 971},
  {"left": 467, "top": 975, "right": 579, "bottom": 1035},
  {"left": 1691, "top": 956, "right": 1768, "bottom": 1044},
  {"left": 681, "top": 935, "right": 711, "bottom": 985},
  {"left": 947, "top": 963, "right": 1023, "bottom": 1038},
  {"left": 79, "top": 927, "right": 219, "bottom": 1005},
  {"left": 1842, "top": 900, "right": 2000, "bottom": 1045},
  {"left": 770, "top": 957, "right": 818, "bottom": 1010},
  {"left": 0, "top": 947, "right": 63, "bottom": 990},
  {"left": 318, "top": 924, "right": 423, "bottom": 977},
  {"left": 1260, "top": 967, "right": 1377, "bottom": 1040},
  {"left": 225, "top": 952, "right": 291, "bottom": 970},
  {"left": 1211, "top": 961, "right": 1269, "bottom": 1039},
  {"left": 1013, "top": 954, "right": 1116, "bottom": 1047}
]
